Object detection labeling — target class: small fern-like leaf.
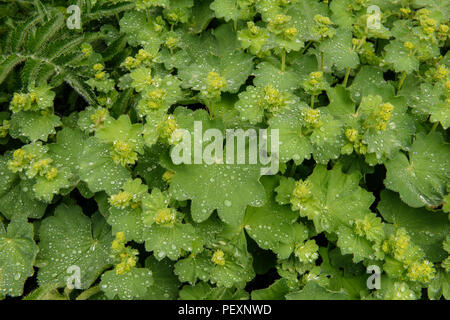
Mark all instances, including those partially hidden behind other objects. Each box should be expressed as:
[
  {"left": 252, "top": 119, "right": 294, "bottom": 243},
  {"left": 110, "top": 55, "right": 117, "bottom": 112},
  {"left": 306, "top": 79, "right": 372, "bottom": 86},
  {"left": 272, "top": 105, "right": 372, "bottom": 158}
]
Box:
[
  {"left": 27, "top": 12, "right": 65, "bottom": 54},
  {"left": 63, "top": 72, "right": 96, "bottom": 105},
  {"left": 10, "top": 14, "right": 43, "bottom": 53},
  {"left": 83, "top": 2, "right": 135, "bottom": 22},
  {"left": 0, "top": 54, "right": 26, "bottom": 85},
  {"left": 21, "top": 58, "right": 42, "bottom": 88}
]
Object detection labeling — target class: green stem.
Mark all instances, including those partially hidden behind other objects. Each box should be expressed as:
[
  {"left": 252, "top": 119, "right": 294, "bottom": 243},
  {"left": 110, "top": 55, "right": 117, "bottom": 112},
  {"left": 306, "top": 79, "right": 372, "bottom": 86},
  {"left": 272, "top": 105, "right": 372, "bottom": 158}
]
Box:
[
  {"left": 281, "top": 49, "right": 286, "bottom": 72},
  {"left": 76, "top": 286, "right": 101, "bottom": 301},
  {"left": 207, "top": 99, "right": 214, "bottom": 120},
  {"left": 429, "top": 121, "right": 438, "bottom": 134},
  {"left": 397, "top": 71, "right": 407, "bottom": 91},
  {"left": 233, "top": 19, "right": 237, "bottom": 32},
  {"left": 320, "top": 52, "right": 324, "bottom": 72},
  {"left": 63, "top": 286, "right": 72, "bottom": 299},
  {"left": 343, "top": 67, "right": 351, "bottom": 87},
  {"left": 311, "top": 95, "right": 315, "bottom": 108},
  {"left": 301, "top": 41, "right": 313, "bottom": 54},
  {"left": 289, "top": 163, "right": 297, "bottom": 177}
]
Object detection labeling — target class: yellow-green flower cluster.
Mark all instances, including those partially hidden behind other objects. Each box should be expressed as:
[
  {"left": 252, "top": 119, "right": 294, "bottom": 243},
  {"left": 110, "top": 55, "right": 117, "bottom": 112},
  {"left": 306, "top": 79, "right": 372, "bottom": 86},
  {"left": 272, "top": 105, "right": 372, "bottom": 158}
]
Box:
[
  {"left": 204, "top": 71, "right": 227, "bottom": 99},
  {"left": 313, "top": 14, "right": 335, "bottom": 39},
  {"left": 154, "top": 208, "right": 177, "bottom": 226},
  {"left": 157, "top": 115, "right": 180, "bottom": 144},
  {"left": 238, "top": 21, "right": 270, "bottom": 56},
  {"left": 89, "top": 108, "right": 110, "bottom": 132},
  {"left": 111, "top": 232, "right": 139, "bottom": 275},
  {"left": 109, "top": 178, "right": 148, "bottom": 209},
  {"left": 268, "top": 14, "right": 291, "bottom": 33},
  {"left": 260, "top": 85, "right": 284, "bottom": 113},
  {"left": 426, "top": 64, "right": 448, "bottom": 84},
  {"left": 342, "top": 127, "right": 368, "bottom": 155},
  {"left": 121, "top": 49, "right": 154, "bottom": 70},
  {"left": 111, "top": 140, "right": 138, "bottom": 166},
  {"left": 302, "top": 108, "right": 323, "bottom": 129},
  {"left": 109, "top": 191, "right": 133, "bottom": 209},
  {"left": 211, "top": 250, "right": 226, "bottom": 266},
  {"left": 415, "top": 9, "right": 441, "bottom": 42},
  {"left": 354, "top": 214, "right": 385, "bottom": 243},
  {"left": 0, "top": 119, "right": 10, "bottom": 138},
  {"left": 382, "top": 228, "right": 436, "bottom": 284},
  {"left": 437, "top": 24, "right": 449, "bottom": 41},
  {"left": 166, "top": 36, "right": 179, "bottom": 50},
  {"left": 302, "top": 71, "right": 328, "bottom": 96},
  {"left": 8, "top": 145, "right": 59, "bottom": 181},
  {"left": 290, "top": 180, "right": 312, "bottom": 211},
  {"left": 374, "top": 102, "right": 394, "bottom": 131},
  {"left": 407, "top": 260, "right": 435, "bottom": 283},
  {"left": 143, "top": 88, "right": 167, "bottom": 110},
  {"left": 81, "top": 43, "right": 93, "bottom": 58},
  {"left": 162, "top": 170, "right": 175, "bottom": 183},
  {"left": 9, "top": 85, "right": 55, "bottom": 113},
  {"left": 86, "top": 64, "right": 115, "bottom": 94}
]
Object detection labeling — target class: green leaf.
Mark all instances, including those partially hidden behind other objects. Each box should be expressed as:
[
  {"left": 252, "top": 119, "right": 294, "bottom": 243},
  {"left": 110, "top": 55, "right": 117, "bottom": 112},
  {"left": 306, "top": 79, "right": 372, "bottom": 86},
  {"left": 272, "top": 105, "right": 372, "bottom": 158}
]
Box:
[
  {"left": 179, "top": 281, "right": 249, "bottom": 300},
  {"left": 32, "top": 166, "right": 71, "bottom": 202},
  {"left": 37, "top": 204, "right": 114, "bottom": 289},
  {"left": 286, "top": 281, "right": 349, "bottom": 300},
  {"left": 297, "top": 164, "right": 379, "bottom": 262},
  {"left": 349, "top": 66, "right": 395, "bottom": 104},
  {"left": 244, "top": 176, "right": 298, "bottom": 256},
  {"left": 268, "top": 103, "right": 313, "bottom": 164},
  {"left": 48, "top": 127, "right": 86, "bottom": 178},
  {"left": 359, "top": 95, "right": 415, "bottom": 163},
  {"left": 0, "top": 215, "right": 39, "bottom": 297},
  {"left": 169, "top": 160, "right": 266, "bottom": 226},
  {"left": 174, "top": 252, "right": 213, "bottom": 285},
  {"left": 96, "top": 114, "right": 144, "bottom": 154},
  {"left": 144, "top": 222, "right": 196, "bottom": 261},
  {"left": 274, "top": 176, "right": 296, "bottom": 205},
  {"left": 10, "top": 111, "right": 61, "bottom": 142},
  {"left": 319, "top": 29, "right": 359, "bottom": 71},
  {"left": 0, "top": 156, "right": 46, "bottom": 219},
  {"left": 210, "top": 0, "right": 239, "bottom": 22},
  {"left": 107, "top": 206, "right": 147, "bottom": 243},
  {"left": 251, "top": 278, "right": 290, "bottom": 300},
  {"left": 384, "top": 132, "right": 450, "bottom": 208},
  {"left": 378, "top": 190, "right": 449, "bottom": 262},
  {"left": 253, "top": 62, "right": 300, "bottom": 91},
  {"left": 144, "top": 256, "right": 180, "bottom": 299},
  {"left": 79, "top": 137, "right": 131, "bottom": 195},
  {"left": 100, "top": 268, "right": 153, "bottom": 300},
  {"left": 384, "top": 40, "right": 419, "bottom": 74}
]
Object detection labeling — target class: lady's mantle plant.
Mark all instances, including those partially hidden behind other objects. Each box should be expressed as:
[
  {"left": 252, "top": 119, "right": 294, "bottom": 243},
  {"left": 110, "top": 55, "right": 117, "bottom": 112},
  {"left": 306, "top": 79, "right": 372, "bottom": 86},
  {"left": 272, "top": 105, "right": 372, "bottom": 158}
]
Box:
[{"left": 0, "top": 0, "right": 449, "bottom": 300}]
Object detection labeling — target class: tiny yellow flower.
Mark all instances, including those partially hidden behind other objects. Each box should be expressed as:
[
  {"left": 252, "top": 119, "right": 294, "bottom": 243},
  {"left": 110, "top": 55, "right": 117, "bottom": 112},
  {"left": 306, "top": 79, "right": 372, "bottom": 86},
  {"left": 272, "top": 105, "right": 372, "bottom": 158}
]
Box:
[
  {"left": 154, "top": 208, "right": 176, "bottom": 225},
  {"left": 211, "top": 250, "right": 226, "bottom": 266},
  {"left": 162, "top": 170, "right": 175, "bottom": 183},
  {"left": 404, "top": 41, "right": 414, "bottom": 50},
  {"left": 345, "top": 128, "right": 358, "bottom": 143},
  {"left": 93, "top": 63, "right": 104, "bottom": 72}
]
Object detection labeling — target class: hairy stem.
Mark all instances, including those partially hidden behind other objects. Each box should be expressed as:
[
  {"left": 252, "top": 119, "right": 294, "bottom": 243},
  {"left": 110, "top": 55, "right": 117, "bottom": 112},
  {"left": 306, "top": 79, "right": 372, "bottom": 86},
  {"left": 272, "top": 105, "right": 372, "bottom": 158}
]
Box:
[
  {"left": 429, "top": 121, "right": 438, "bottom": 134},
  {"left": 289, "top": 162, "right": 297, "bottom": 177},
  {"left": 76, "top": 285, "right": 101, "bottom": 301},
  {"left": 397, "top": 71, "right": 407, "bottom": 91},
  {"left": 320, "top": 52, "right": 324, "bottom": 72},
  {"left": 281, "top": 49, "right": 286, "bottom": 72},
  {"left": 343, "top": 67, "right": 351, "bottom": 87},
  {"left": 301, "top": 41, "right": 312, "bottom": 54},
  {"left": 311, "top": 95, "right": 315, "bottom": 108}
]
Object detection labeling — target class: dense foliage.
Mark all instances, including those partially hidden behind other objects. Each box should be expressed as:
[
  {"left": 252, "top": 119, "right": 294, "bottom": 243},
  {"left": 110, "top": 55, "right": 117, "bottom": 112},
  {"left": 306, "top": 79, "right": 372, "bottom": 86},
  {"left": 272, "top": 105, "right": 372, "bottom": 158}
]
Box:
[{"left": 0, "top": 0, "right": 449, "bottom": 300}]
